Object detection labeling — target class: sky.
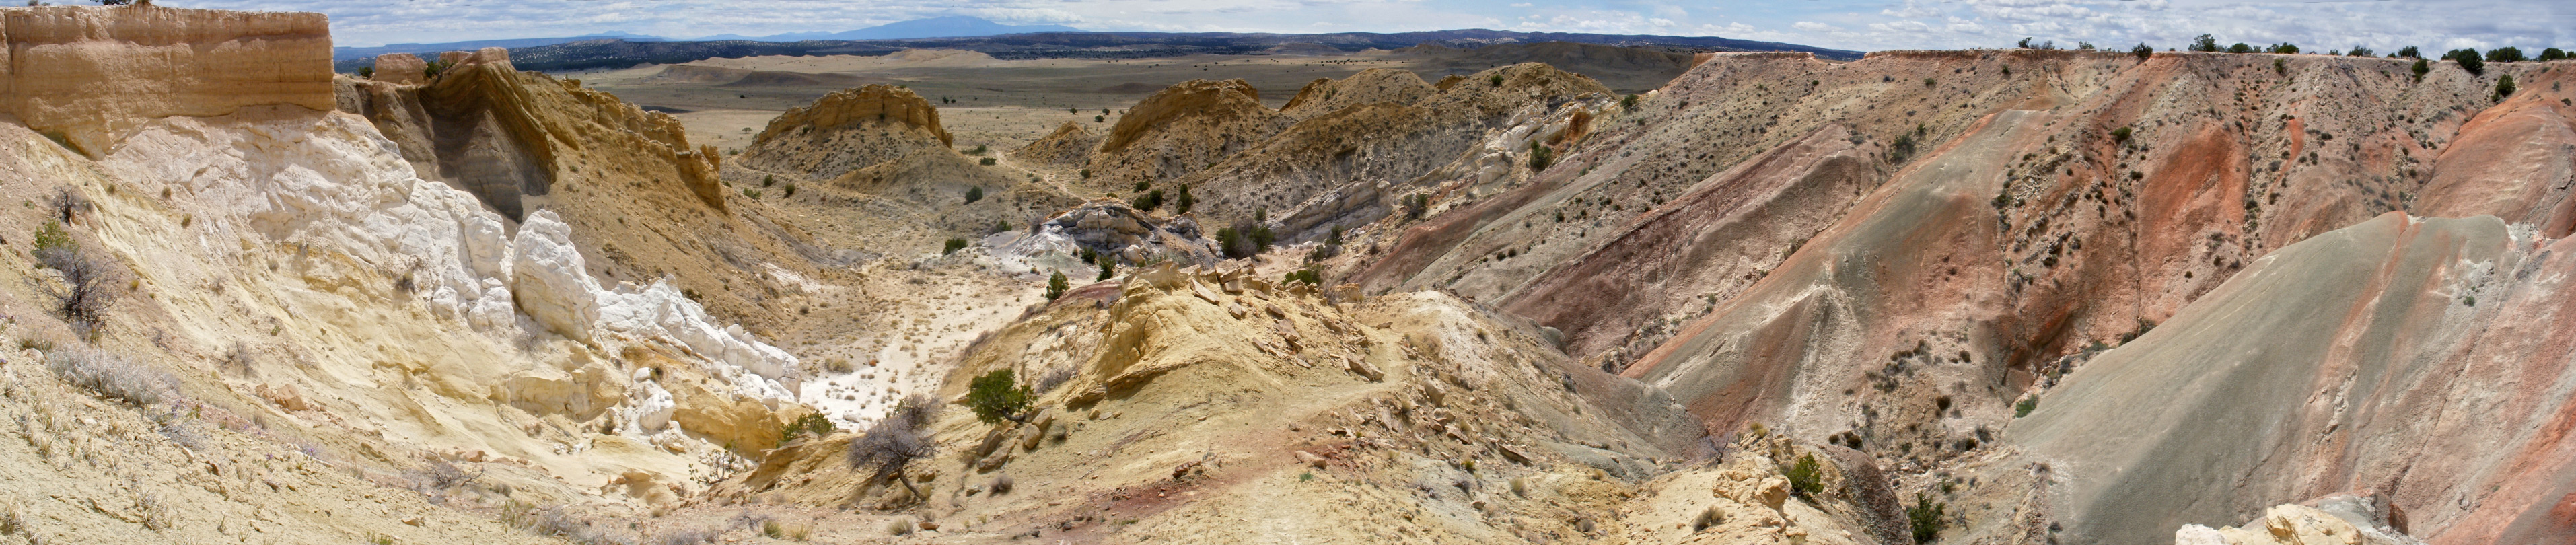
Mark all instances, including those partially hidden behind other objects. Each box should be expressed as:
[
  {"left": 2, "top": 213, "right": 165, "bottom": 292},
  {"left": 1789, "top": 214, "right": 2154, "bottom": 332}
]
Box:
[{"left": 189, "top": 0, "right": 2574, "bottom": 53}]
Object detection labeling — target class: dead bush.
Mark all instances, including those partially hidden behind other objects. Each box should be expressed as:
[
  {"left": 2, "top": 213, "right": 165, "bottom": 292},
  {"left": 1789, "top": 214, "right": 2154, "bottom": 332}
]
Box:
[
  {"left": 46, "top": 345, "right": 174, "bottom": 406},
  {"left": 849, "top": 394, "right": 939, "bottom": 499}
]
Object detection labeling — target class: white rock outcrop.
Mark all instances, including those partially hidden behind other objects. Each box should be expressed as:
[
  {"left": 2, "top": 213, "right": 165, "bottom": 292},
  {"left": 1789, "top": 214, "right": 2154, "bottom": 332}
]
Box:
[{"left": 102, "top": 106, "right": 799, "bottom": 423}]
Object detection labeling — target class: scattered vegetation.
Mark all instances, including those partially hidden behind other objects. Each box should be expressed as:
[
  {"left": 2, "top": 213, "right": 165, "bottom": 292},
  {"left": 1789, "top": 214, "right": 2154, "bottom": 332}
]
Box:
[
  {"left": 2346, "top": 46, "right": 2374, "bottom": 57},
  {"left": 1908, "top": 492, "right": 1949, "bottom": 543},
  {"left": 2486, "top": 46, "right": 2526, "bottom": 63},
  {"left": 966, "top": 369, "right": 1034, "bottom": 425},
  {"left": 2395, "top": 46, "right": 2420, "bottom": 59},
  {"left": 2227, "top": 43, "right": 2254, "bottom": 54}
]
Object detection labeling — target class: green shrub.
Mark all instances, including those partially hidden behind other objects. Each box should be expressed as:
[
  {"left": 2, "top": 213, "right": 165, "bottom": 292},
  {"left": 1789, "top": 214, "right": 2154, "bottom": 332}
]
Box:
[
  {"left": 2273, "top": 58, "right": 2287, "bottom": 75},
  {"left": 968, "top": 145, "right": 988, "bottom": 155},
  {"left": 1621, "top": 94, "right": 1639, "bottom": 110},
  {"left": 782, "top": 184, "right": 797, "bottom": 198},
  {"left": 2265, "top": 43, "right": 2299, "bottom": 54},
  {"left": 2346, "top": 46, "right": 2373, "bottom": 57},
  {"left": 2110, "top": 126, "right": 2132, "bottom": 143},
  {"left": 1046, "top": 271, "right": 1069, "bottom": 300},
  {"left": 357, "top": 66, "right": 375, "bottom": 79},
  {"left": 1489, "top": 73, "right": 1504, "bottom": 87},
  {"left": 2542, "top": 48, "right": 2568, "bottom": 61},
  {"left": 1527, "top": 142, "right": 1554, "bottom": 171},
  {"left": 1283, "top": 266, "right": 1322, "bottom": 286},
  {"left": 1130, "top": 190, "right": 1164, "bottom": 211},
  {"left": 742, "top": 188, "right": 761, "bottom": 198},
  {"left": 979, "top": 157, "right": 997, "bottom": 166},
  {"left": 965, "top": 186, "right": 984, "bottom": 203},
  {"left": 2396, "top": 46, "right": 2420, "bottom": 59},
  {"left": 2227, "top": 43, "right": 2253, "bottom": 54},
  {"left": 1783, "top": 453, "right": 1824, "bottom": 499},
  {"left": 1094, "top": 252, "right": 1116, "bottom": 281},
  {"left": 780, "top": 412, "right": 836, "bottom": 445},
  {"left": 2449, "top": 49, "right": 2485, "bottom": 75},
  {"left": 2132, "top": 43, "right": 2153, "bottom": 61},
  {"left": 1908, "top": 492, "right": 1948, "bottom": 543},
  {"left": 1079, "top": 168, "right": 1092, "bottom": 180},
  {"left": 2015, "top": 395, "right": 2038, "bottom": 417},
  {"left": 1404, "top": 193, "right": 1430, "bottom": 221},
  {"left": 943, "top": 238, "right": 968, "bottom": 255},
  {"left": 2411, "top": 59, "right": 2430, "bottom": 82},
  {"left": 2488, "top": 46, "right": 2526, "bottom": 63},
  {"left": 966, "top": 369, "right": 1032, "bottom": 425},
  {"left": 1174, "top": 184, "right": 1195, "bottom": 214},
  {"left": 2497, "top": 75, "right": 2517, "bottom": 99},
  {"left": 1095, "top": 114, "right": 1106, "bottom": 123},
  {"left": 762, "top": 174, "right": 776, "bottom": 187}
]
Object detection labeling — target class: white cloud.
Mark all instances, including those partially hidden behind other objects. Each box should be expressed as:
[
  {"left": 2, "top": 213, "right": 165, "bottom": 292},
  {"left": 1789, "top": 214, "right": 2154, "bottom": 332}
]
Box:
[{"left": 1793, "top": 21, "right": 1842, "bottom": 32}]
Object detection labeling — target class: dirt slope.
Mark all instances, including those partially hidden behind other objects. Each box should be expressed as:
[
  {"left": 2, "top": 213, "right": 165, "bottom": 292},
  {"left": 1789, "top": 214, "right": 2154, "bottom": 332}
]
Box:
[{"left": 2003, "top": 213, "right": 2576, "bottom": 545}]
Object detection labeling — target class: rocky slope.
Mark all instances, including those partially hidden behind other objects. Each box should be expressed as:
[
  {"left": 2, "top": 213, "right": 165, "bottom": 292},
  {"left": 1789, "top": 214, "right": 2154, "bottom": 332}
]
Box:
[{"left": 1, "top": 5, "right": 334, "bottom": 157}]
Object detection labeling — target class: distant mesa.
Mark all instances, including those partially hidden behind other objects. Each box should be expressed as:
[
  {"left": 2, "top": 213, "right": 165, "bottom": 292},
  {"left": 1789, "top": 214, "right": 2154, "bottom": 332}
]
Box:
[{"left": 1264, "top": 42, "right": 1344, "bottom": 56}]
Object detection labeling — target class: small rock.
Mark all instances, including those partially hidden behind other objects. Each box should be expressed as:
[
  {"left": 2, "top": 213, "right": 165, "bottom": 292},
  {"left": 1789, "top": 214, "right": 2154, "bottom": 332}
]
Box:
[
  {"left": 403, "top": 517, "right": 425, "bottom": 527},
  {"left": 1294, "top": 450, "right": 1328, "bottom": 468}
]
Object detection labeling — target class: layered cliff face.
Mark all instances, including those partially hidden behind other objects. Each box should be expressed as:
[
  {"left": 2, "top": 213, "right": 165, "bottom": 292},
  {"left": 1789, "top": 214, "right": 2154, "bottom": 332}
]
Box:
[
  {"left": 1086, "top": 78, "right": 1292, "bottom": 188},
  {"left": 0, "top": 5, "right": 334, "bottom": 157}
]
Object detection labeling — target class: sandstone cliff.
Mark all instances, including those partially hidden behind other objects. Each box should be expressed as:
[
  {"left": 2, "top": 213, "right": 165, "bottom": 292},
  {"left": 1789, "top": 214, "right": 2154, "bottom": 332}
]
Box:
[{"left": 0, "top": 5, "right": 334, "bottom": 156}]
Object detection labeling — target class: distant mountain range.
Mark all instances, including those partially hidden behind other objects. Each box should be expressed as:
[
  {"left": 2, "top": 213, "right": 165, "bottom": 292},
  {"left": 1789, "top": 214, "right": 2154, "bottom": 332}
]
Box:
[
  {"left": 334, "top": 17, "right": 1861, "bottom": 72},
  {"left": 694, "top": 16, "right": 1080, "bottom": 42}
]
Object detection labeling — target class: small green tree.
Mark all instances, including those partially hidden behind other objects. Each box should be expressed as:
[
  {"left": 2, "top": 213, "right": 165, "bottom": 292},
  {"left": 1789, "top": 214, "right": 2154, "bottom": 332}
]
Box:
[
  {"left": 2487, "top": 46, "right": 2526, "bottom": 63},
  {"left": 2540, "top": 48, "right": 2567, "bottom": 61},
  {"left": 2131, "top": 42, "right": 2153, "bottom": 61},
  {"left": 1046, "top": 271, "right": 1069, "bottom": 300},
  {"left": 2346, "top": 46, "right": 2373, "bottom": 57},
  {"left": 357, "top": 66, "right": 375, "bottom": 79},
  {"left": 966, "top": 369, "right": 1033, "bottom": 424},
  {"left": 2265, "top": 43, "right": 2299, "bottom": 54},
  {"left": 1908, "top": 492, "right": 1949, "bottom": 543},
  {"left": 2227, "top": 43, "right": 2253, "bottom": 54},
  {"left": 1283, "top": 265, "right": 1322, "bottom": 286},
  {"left": 2395, "top": 46, "right": 2420, "bottom": 59},
  {"left": 2497, "top": 75, "right": 2517, "bottom": 99},
  {"left": 2411, "top": 59, "right": 2430, "bottom": 82},
  {"left": 1174, "top": 184, "right": 1194, "bottom": 214},
  {"left": 1489, "top": 73, "right": 1504, "bottom": 87},
  {"left": 965, "top": 186, "right": 984, "bottom": 203},
  {"left": 2190, "top": 34, "right": 2220, "bottom": 52},
  {"left": 2449, "top": 48, "right": 2485, "bottom": 75},
  {"left": 1621, "top": 94, "right": 1639, "bottom": 110},
  {"left": 1094, "top": 252, "right": 1116, "bottom": 281},
  {"left": 2110, "top": 126, "right": 2133, "bottom": 143}
]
